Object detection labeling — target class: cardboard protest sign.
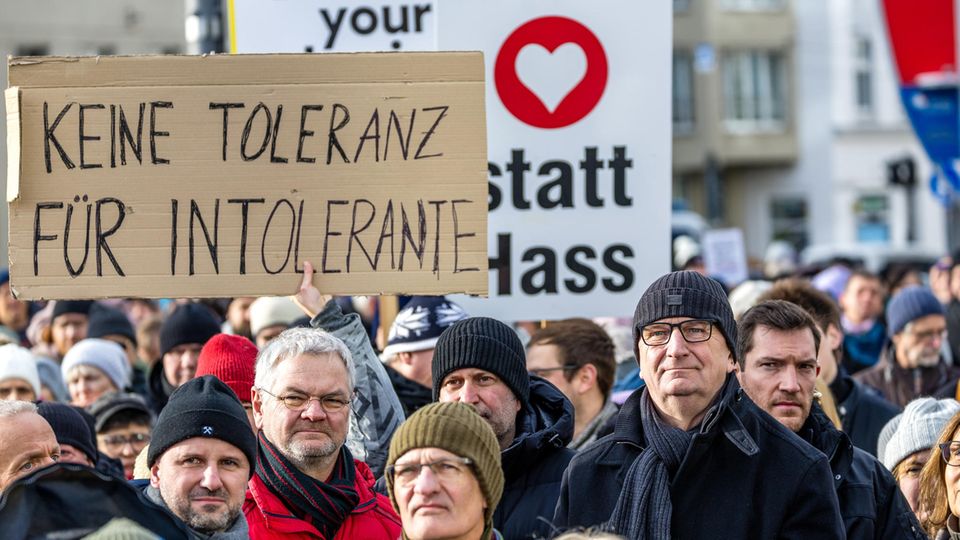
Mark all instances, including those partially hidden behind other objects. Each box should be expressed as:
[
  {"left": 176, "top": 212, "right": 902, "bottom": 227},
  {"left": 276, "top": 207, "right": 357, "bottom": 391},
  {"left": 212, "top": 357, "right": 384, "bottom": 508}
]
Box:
[{"left": 6, "top": 53, "right": 487, "bottom": 300}]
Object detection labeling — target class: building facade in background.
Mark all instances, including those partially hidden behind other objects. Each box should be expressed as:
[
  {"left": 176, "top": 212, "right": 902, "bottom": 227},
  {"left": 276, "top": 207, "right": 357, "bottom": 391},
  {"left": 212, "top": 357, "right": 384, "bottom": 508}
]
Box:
[
  {"left": 0, "top": 0, "right": 185, "bottom": 267},
  {"left": 673, "top": 0, "right": 947, "bottom": 263}
]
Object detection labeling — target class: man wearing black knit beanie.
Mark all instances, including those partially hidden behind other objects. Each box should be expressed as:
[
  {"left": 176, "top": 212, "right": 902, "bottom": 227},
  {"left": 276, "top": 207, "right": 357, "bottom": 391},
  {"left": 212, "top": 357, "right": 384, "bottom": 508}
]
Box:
[
  {"left": 144, "top": 375, "right": 255, "bottom": 539},
  {"left": 146, "top": 303, "right": 220, "bottom": 414},
  {"left": 554, "top": 271, "right": 845, "bottom": 539},
  {"left": 433, "top": 316, "right": 575, "bottom": 540}
]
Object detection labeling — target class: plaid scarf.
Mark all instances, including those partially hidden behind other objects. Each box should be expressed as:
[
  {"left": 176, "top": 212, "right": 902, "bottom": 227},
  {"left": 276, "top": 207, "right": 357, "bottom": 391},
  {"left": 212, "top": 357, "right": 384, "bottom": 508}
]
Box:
[
  {"left": 256, "top": 431, "right": 360, "bottom": 538},
  {"left": 607, "top": 389, "right": 695, "bottom": 540}
]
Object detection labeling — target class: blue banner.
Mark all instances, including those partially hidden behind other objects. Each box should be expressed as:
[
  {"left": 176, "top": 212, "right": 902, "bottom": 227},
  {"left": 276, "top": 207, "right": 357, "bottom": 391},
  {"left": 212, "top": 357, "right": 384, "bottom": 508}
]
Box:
[{"left": 899, "top": 85, "right": 960, "bottom": 204}]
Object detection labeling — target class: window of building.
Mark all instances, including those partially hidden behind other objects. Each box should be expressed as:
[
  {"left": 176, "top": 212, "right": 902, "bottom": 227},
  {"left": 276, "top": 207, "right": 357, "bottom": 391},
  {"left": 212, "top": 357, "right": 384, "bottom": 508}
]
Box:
[
  {"left": 770, "top": 197, "right": 807, "bottom": 252},
  {"left": 673, "top": 51, "right": 695, "bottom": 135},
  {"left": 722, "top": 50, "right": 786, "bottom": 132},
  {"left": 721, "top": 0, "right": 786, "bottom": 11},
  {"left": 854, "top": 194, "right": 889, "bottom": 243},
  {"left": 854, "top": 37, "right": 873, "bottom": 117},
  {"left": 674, "top": 0, "right": 691, "bottom": 13}
]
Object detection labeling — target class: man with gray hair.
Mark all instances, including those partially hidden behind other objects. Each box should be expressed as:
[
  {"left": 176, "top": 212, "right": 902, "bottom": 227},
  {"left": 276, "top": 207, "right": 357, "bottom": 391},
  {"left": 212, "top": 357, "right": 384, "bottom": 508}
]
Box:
[
  {"left": 0, "top": 400, "right": 60, "bottom": 492},
  {"left": 244, "top": 323, "right": 401, "bottom": 538}
]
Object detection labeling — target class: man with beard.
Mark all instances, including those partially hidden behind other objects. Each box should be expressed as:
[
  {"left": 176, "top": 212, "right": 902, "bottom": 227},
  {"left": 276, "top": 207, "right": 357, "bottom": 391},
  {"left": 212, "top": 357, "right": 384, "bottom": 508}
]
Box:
[
  {"left": 433, "top": 317, "right": 575, "bottom": 539},
  {"left": 144, "top": 375, "right": 256, "bottom": 539},
  {"left": 856, "top": 286, "right": 960, "bottom": 408},
  {"left": 737, "top": 300, "right": 922, "bottom": 539},
  {"left": 245, "top": 326, "right": 401, "bottom": 539}
]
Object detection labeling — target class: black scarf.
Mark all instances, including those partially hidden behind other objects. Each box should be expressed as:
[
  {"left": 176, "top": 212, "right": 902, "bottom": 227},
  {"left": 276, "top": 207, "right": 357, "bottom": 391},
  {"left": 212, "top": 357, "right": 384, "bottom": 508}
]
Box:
[
  {"left": 255, "top": 431, "right": 360, "bottom": 538},
  {"left": 607, "top": 389, "right": 695, "bottom": 540}
]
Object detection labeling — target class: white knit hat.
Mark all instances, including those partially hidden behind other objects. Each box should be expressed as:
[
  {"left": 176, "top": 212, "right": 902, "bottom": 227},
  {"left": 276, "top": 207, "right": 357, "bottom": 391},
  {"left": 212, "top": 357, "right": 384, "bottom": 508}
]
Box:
[
  {"left": 881, "top": 397, "right": 960, "bottom": 471},
  {"left": 249, "top": 296, "right": 304, "bottom": 338},
  {"left": 0, "top": 344, "right": 41, "bottom": 397},
  {"left": 60, "top": 338, "right": 129, "bottom": 393}
]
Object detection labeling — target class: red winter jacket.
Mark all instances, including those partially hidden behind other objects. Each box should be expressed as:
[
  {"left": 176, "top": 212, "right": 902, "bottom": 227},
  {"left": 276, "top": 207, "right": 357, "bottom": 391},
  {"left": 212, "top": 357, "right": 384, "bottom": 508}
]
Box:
[{"left": 243, "top": 459, "right": 402, "bottom": 539}]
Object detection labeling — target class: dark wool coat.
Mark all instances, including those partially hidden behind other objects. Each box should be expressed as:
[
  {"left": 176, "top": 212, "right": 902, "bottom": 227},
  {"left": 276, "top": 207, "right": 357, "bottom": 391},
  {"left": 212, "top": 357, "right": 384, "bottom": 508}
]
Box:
[
  {"left": 830, "top": 372, "right": 899, "bottom": 456},
  {"left": 800, "top": 406, "right": 925, "bottom": 539},
  {"left": 496, "top": 376, "right": 575, "bottom": 540},
  {"left": 383, "top": 363, "right": 432, "bottom": 417},
  {"left": 553, "top": 375, "right": 845, "bottom": 539},
  {"left": 145, "top": 359, "right": 173, "bottom": 415}
]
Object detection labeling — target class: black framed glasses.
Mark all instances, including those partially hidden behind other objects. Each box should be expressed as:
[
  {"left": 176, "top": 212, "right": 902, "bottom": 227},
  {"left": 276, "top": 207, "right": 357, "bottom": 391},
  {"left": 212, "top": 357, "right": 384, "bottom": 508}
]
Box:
[
  {"left": 528, "top": 366, "right": 578, "bottom": 377},
  {"left": 387, "top": 457, "right": 474, "bottom": 486},
  {"left": 939, "top": 441, "right": 960, "bottom": 466},
  {"left": 257, "top": 387, "right": 353, "bottom": 413},
  {"left": 100, "top": 432, "right": 151, "bottom": 449},
  {"left": 640, "top": 319, "right": 715, "bottom": 346}
]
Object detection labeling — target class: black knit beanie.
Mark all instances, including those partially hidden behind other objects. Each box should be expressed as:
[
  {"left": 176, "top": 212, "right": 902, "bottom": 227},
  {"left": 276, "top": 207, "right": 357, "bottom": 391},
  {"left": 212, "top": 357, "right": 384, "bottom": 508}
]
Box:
[
  {"left": 37, "top": 401, "right": 99, "bottom": 465},
  {"left": 88, "top": 305, "right": 137, "bottom": 346},
  {"left": 633, "top": 271, "right": 738, "bottom": 362},
  {"left": 52, "top": 300, "right": 93, "bottom": 321},
  {"left": 432, "top": 317, "right": 529, "bottom": 406},
  {"left": 147, "top": 375, "right": 257, "bottom": 475},
  {"left": 159, "top": 303, "right": 220, "bottom": 358}
]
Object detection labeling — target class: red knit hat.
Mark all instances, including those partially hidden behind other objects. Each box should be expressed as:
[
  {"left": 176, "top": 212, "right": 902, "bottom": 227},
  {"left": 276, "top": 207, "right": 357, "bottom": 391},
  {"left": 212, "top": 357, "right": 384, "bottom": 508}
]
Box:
[{"left": 195, "top": 333, "right": 257, "bottom": 402}]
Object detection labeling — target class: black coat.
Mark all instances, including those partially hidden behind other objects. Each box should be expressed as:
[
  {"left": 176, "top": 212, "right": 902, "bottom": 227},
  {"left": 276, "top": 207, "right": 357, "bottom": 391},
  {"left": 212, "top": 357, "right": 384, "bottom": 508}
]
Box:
[
  {"left": 384, "top": 363, "right": 432, "bottom": 417},
  {"left": 146, "top": 360, "right": 173, "bottom": 415},
  {"left": 0, "top": 463, "right": 190, "bottom": 539},
  {"left": 800, "top": 406, "right": 925, "bottom": 539},
  {"left": 553, "top": 375, "right": 845, "bottom": 539},
  {"left": 831, "top": 372, "right": 900, "bottom": 456},
  {"left": 496, "top": 376, "right": 575, "bottom": 540}
]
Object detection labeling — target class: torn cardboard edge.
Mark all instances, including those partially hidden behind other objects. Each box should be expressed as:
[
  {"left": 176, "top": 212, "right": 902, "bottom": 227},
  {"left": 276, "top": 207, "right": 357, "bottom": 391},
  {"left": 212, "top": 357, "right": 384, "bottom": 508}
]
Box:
[
  {"left": 4, "top": 87, "right": 19, "bottom": 203},
  {"left": 8, "top": 52, "right": 485, "bottom": 88}
]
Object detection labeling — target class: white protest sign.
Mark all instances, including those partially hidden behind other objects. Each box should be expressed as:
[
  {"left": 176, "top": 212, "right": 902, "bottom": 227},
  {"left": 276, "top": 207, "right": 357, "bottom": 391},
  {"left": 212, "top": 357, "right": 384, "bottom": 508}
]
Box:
[
  {"left": 702, "top": 228, "right": 749, "bottom": 288},
  {"left": 228, "top": 0, "right": 436, "bottom": 53},
  {"left": 440, "top": 1, "right": 672, "bottom": 320}
]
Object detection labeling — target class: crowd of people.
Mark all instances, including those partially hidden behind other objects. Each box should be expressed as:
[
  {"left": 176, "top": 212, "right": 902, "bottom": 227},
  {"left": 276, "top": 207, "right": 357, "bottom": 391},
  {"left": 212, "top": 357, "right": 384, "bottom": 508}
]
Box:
[{"left": 5, "top": 249, "right": 960, "bottom": 538}]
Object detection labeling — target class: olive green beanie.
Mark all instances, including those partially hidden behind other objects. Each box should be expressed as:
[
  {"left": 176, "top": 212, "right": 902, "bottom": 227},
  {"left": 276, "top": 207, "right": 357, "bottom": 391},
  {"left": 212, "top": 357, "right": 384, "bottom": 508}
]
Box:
[{"left": 386, "top": 402, "right": 504, "bottom": 538}]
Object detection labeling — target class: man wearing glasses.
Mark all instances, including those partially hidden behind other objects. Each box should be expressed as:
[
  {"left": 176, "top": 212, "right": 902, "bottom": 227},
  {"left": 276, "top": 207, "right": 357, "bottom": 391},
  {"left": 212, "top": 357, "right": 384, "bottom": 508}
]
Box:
[
  {"left": 245, "top": 325, "right": 401, "bottom": 539},
  {"left": 526, "top": 318, "right": 618, "bottom": 450},
  {"left": 737, "top": 300, "right": 922, "bottom": 539},
  {"left": 856, "top": 285, "right": 960, "bottom": 408},
  {"left": 555, "top": 271, "right": 844, "bottom": 538},
  {"left": 89, "top": 392, "right": 154, "bottom": 480}
]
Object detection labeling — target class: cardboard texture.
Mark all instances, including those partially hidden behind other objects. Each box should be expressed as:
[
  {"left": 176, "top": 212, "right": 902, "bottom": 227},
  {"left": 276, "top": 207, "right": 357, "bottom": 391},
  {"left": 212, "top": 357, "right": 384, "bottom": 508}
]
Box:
[{"left": 6, "top": 53, "right": 488, "bottom": 300}]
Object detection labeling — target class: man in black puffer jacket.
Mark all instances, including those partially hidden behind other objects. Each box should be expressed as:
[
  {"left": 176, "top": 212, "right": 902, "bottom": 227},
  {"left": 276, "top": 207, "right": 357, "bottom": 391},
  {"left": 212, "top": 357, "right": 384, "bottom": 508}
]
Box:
[
  {"left": 433, "top": 317, "right": 575, "bottom": 539},
  {"left": 737, "top": 300, "right": 924, "bottom": 539}
]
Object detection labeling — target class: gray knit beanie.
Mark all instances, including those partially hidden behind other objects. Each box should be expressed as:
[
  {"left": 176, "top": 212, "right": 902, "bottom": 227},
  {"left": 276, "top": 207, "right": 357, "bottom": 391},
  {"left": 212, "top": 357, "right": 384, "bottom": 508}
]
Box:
[
  {"left": 432, "top": 317, "right": 529, "bottom": 406},
  {"left": 880, "top": 397, "right": 960, "bottom": 471},
  {"left": 632, "top": 271, "right": 738, "bottom": 361},
  {"left": 886, "top": 285, "right": 944, "bottom": 337}
]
